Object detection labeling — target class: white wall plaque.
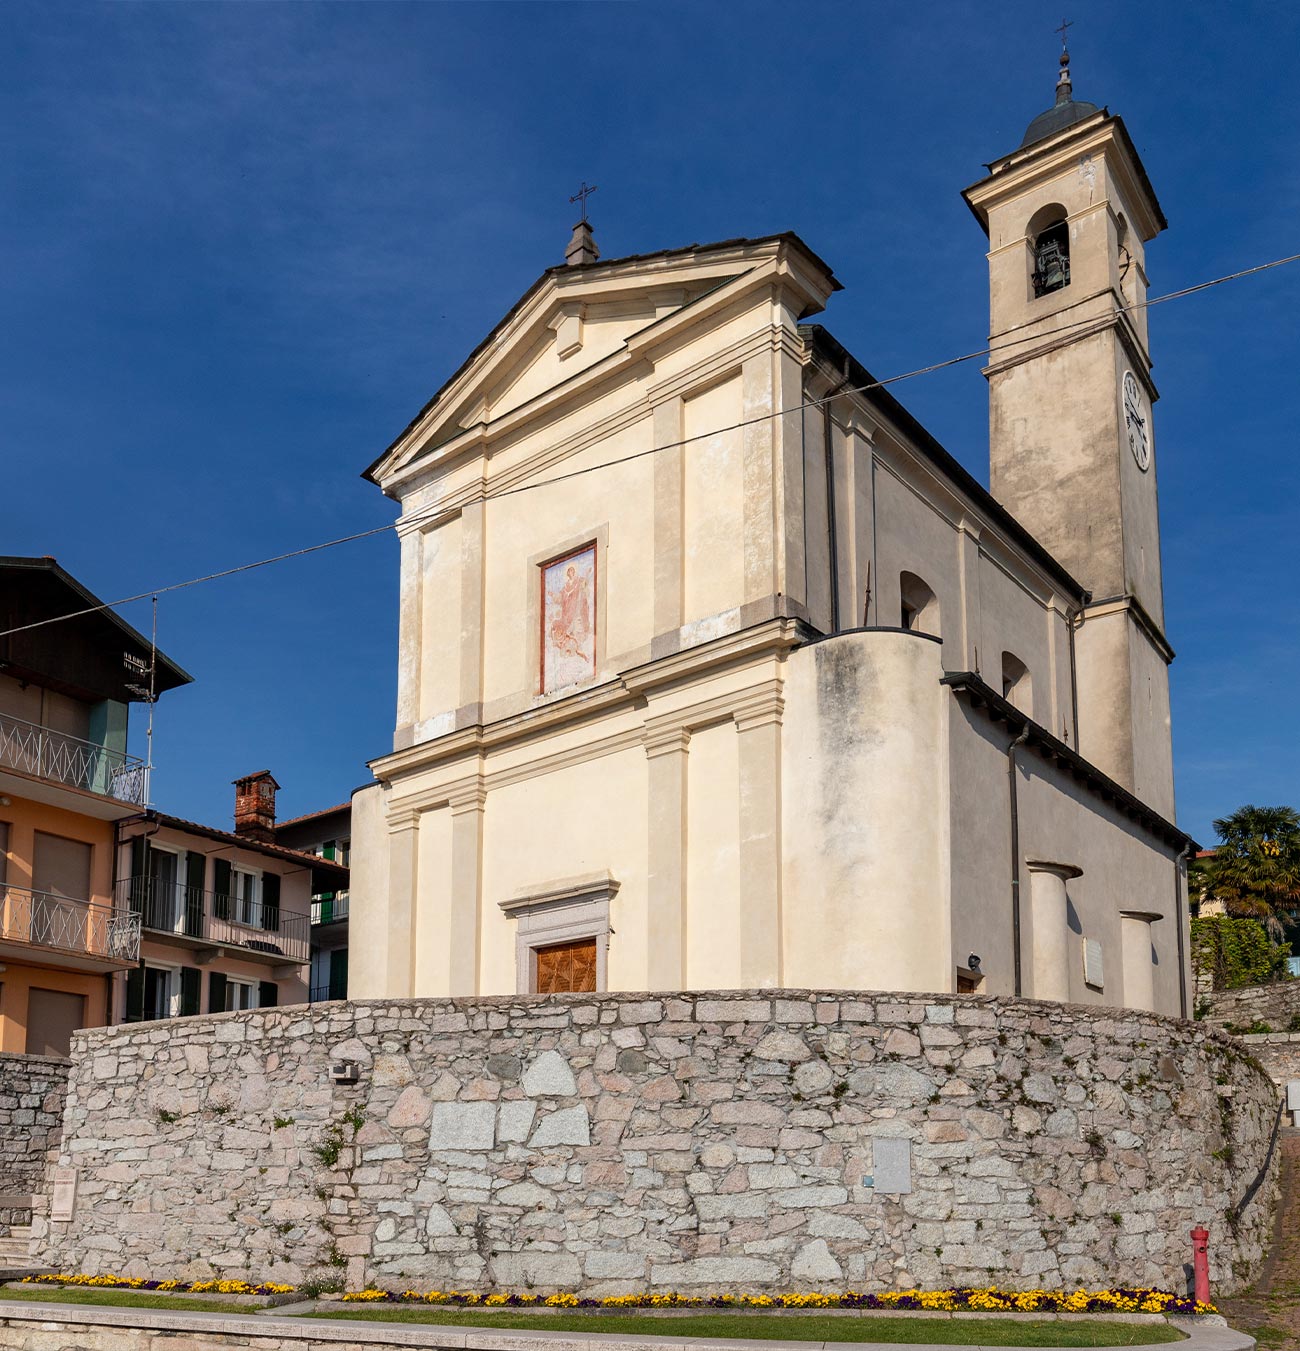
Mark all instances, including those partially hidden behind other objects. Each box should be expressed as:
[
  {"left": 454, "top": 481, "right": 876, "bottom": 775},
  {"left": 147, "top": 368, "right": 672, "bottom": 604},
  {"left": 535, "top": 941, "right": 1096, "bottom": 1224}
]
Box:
[
  {"left": 50, "top": 1167, "right": 76, "bottom": 1222},
  {"left": 1083, "top": 937, "right": 1105, "bottom": 990},
  {"left": 872, "top": 1137, "right": 912, "bottom": 1194}
]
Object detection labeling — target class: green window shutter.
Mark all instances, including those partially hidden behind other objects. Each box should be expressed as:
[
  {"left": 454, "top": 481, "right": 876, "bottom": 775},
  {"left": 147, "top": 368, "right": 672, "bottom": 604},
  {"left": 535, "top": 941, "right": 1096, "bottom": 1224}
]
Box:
[
  {"left": 207, "top": 970, "right": 228, "bottom": 1014},
  {"left": 323, "top": 842, "right": 336, "bottom": 861},
  {"left": 124, "top": 964, "right": 145, "bottom": 1023},
  {"left": 212, "top": 858, "right": 232, "bottom": 921},
  {"left": 184, "top": 852, "right": 206, "bottom": 937},
  {"left": 261, "top": 873, "right": 280, "bottom": 932},
  {"left": 258, "top": 980, "right": 278, "bottom": 1009},
  {"left": 329, "top": 948, "right": 349, "bottom": 1001},
  {"left": 180, "top": 967, "right": 201, "bottom": 1017},
  {"left": 128, "top": 835, "right": 149, "bottom": 911}
]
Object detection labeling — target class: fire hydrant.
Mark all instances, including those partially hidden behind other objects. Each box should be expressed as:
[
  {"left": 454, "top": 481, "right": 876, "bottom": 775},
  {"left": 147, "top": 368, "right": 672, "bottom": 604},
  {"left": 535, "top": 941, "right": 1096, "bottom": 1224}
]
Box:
[{"left": 1191, "top": 1227, "right": 1211, "bottom": 1305}]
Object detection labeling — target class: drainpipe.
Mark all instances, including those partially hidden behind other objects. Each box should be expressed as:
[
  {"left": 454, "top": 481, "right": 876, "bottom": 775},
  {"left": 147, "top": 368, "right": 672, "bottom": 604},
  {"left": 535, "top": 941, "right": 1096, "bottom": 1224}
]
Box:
[
  {"left": 1007, "top": 722, "right": 1031, "bottom": 997},
  {"left": 1175, "top": 841, "right": 1192, "bottom": 1018}
]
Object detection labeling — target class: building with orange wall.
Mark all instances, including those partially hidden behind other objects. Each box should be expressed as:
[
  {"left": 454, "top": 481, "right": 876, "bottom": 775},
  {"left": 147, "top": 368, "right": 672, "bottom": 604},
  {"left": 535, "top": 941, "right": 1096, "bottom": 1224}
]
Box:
[{"left": 0, "top": 557, "right": 190, "bottom": 1055}]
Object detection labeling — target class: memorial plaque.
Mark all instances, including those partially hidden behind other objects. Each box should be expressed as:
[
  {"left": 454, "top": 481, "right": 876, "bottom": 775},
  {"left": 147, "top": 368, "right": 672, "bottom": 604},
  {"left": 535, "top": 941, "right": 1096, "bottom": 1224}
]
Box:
[
  {"left": 1083, "top": 937, "right": 1105, "bottom": 989},
  {"left": 50, "top": 1167, "right": 76, "bottom": 1222},
  {"left": 872, "top": 1137, "right": 912, "bottom": 1195}
]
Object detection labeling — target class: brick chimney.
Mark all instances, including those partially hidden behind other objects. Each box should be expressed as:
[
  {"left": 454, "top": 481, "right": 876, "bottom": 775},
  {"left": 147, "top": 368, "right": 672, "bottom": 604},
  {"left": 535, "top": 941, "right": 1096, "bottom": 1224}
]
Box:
[{"left": 233, "top": 770, "right": 279, "bottom": 843}]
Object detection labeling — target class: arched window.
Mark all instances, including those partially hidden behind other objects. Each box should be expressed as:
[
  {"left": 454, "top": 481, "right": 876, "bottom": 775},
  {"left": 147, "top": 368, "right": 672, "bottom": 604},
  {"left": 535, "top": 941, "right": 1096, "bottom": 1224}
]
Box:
[
  {"left": 1001, "top": 651, "right": 1032, "bottom": 714},
  {"left": 899, "top": 572, "right": 940, "bottom": 637},
  {"left": 1028, "top": 205, "right": 1071, "bottom": 299}
]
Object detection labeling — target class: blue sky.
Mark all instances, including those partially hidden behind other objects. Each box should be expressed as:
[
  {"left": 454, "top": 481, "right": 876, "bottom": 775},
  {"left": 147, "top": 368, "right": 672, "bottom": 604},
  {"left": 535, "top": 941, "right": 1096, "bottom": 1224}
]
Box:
[{"left": 2, "top": 1, "right": 1296, "bottom": 844}]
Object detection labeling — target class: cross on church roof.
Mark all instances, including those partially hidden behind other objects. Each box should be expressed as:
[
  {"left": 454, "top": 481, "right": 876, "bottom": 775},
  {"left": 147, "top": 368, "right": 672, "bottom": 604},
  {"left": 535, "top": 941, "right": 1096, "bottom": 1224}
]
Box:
[
  {"left": 1055, "top": 16, "right": 1073, "bottom": 50},
  {"left": 569, "top": 181, "right": 597, "bottom": 222}
]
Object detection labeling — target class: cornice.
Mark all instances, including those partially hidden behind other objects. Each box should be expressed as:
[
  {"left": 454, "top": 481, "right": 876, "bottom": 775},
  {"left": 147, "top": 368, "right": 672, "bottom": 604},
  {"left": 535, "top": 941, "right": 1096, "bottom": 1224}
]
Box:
[{"left": 370, "top": 618, "right": 804, "bottom": 790}]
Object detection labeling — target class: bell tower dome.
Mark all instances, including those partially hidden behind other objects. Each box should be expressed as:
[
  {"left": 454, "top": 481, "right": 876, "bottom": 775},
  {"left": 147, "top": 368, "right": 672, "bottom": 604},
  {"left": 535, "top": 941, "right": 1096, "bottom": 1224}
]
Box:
[{"left": 962, "top": 53, "right": 1175, "bottom": 816}]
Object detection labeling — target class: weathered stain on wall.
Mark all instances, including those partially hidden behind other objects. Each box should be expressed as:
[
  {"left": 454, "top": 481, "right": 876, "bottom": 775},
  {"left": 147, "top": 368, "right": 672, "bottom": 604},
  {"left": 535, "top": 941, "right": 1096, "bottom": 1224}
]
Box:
[
  {"left": 0, "top": 1052, "right": 69, "bottom": 1230},
  {"left": 37, "top": 992, "right": 1278, "bottom": 1296}
]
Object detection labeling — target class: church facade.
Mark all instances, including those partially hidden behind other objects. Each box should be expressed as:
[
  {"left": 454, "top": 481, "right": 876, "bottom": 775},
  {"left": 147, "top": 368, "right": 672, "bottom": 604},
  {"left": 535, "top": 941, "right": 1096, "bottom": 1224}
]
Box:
[{"left": 351, "top": 63, "right": 1195, "bottom": 1017}]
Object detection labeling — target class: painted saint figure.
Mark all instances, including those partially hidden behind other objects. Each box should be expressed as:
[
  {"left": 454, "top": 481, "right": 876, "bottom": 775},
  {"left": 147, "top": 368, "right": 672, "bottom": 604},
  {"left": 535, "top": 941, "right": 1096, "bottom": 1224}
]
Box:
[{"left": 542, "top": 546, "right": 596, "bottom": 691}]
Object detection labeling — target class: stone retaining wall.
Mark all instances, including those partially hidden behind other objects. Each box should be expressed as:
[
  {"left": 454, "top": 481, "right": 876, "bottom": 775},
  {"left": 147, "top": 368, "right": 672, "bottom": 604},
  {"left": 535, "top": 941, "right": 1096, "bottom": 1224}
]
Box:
[
  {"left": 0, "top": 1052, "right": 68, "bottom": 1230},
  {"left": 1240, "top": 1032, "right": 1300, "bottom": 1089},
  {"left": 1202, "top": 981, "right": 1300, "bottom": 1033},
  {"left": 36, "top": 992, "right": 1279, "bottom": 1296}
]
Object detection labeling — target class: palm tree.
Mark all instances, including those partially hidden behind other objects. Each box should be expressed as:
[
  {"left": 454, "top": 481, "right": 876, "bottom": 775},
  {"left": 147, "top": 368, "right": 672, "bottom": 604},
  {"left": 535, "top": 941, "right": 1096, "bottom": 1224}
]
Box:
[{"left": 1193, "top": 805, "right": 1300, "bottom": 940}]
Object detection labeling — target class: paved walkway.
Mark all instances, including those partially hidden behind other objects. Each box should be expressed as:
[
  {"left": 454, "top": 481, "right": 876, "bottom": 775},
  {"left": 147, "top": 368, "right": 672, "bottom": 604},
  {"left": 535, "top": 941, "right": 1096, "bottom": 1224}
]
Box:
[
  {"left": 0, "top": 1303, "right": 1256, "bottom": 1351},
  {"left": 1219, "top": 1130, "right": 1300, "bottom": 1350}
]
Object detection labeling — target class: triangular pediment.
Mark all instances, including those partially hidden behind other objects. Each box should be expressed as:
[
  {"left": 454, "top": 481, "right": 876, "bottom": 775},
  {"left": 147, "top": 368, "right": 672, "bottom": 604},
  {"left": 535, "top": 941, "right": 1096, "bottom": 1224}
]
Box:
[{"left": 366, "top": 233, "right": 839, "bottom": 490}]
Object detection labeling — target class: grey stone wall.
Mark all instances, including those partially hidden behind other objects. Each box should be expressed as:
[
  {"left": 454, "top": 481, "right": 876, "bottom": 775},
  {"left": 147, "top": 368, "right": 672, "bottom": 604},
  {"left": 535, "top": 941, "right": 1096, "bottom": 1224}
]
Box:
[
  {"left": 0, "top": 1053, "right": 68, "bottom": 1230},
  {"left": 1201, "top": 981, "right": 1300, "bottom": 1033},
  {"left": 36, "top": 992, "right": 1279, "bottom": 1296},
  {"left": 1240, "top": 1032, "right": 1300, "bottom": 1089}
]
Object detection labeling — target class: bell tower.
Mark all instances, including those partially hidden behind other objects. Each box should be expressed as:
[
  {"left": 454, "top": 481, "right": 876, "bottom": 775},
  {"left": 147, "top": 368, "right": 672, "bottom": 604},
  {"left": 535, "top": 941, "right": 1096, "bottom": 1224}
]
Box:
[{"left": 962, "top": 49, "right": 1175, "bottom": 816}]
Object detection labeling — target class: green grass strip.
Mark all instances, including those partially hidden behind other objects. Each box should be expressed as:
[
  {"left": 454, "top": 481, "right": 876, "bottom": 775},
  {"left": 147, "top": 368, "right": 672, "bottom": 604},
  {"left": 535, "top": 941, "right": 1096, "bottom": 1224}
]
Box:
[
  {"left": 0, "top": 1287, "right": 259, "bottom": 1313},
  {"left": 301, "top": 1309, "right": 1187, "bottom": 1344}
]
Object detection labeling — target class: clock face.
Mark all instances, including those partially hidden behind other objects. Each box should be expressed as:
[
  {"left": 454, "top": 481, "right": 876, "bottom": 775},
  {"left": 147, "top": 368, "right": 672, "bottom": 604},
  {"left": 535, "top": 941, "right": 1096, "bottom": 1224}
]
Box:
[{"left": 1123, "top": 370, "right": 1150, "bottom": 472}]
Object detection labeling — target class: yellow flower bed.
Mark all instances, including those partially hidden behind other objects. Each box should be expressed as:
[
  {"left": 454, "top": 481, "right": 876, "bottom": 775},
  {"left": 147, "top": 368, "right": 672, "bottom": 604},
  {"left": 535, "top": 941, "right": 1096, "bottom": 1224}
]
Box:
[
  {"left": 19, "top": 1274, "right": 295, "bottom": 1296},
  {"left": 19, "top": 1274, "right": 1215, "bottom": 1317},
  {"left": 337, "top": 1286, "right": 1216, "bottom": 1315}
]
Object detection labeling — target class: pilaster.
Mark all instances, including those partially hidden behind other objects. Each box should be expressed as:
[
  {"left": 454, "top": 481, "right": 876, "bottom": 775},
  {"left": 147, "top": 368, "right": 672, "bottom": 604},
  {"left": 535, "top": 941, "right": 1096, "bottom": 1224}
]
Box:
[
  {"left": 643, "top": 725, "right": 690, "bottom": 989},
  {"left": 385, "top": 810, "right": 421, "bottom": 996},
  {"left": 394, "top": 526, "right": 423, "bottom": 747},
  {"left": 734, "top": 688, "right": 784, "bottom": 987},
  {"left": 458, "top": 498, "right": 487, "bottom": 713},
  {"left": 447, "top": 786, "right": 487, "bottom": 997},
  {"left": 652, "top": 396, "right": 685, "bottom": 636}
]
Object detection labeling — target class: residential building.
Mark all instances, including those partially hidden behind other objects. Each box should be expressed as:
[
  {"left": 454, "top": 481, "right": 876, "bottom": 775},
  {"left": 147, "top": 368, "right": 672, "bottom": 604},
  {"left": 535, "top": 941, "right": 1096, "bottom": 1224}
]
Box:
[
  {"left": 350, "top": 56, "right": 1200, "bottom": 1016},
  {"left": 0, "top": 557, "right": 190, "bottom": 1054},
  {"left": 274, "top": 801, "right": 351, "bottom": 1003},
  {"left": 114, "top": 772, "right": 348, "bottom": 1019}
]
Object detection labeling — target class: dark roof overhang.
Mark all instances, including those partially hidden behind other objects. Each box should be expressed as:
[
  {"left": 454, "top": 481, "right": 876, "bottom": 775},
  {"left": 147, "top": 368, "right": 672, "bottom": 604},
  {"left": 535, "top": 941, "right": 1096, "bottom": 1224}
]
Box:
[
  {"left": 0, "top": 556, "right": 192, "bottom": 704},
  {"left": 942, "top": 671, "right": 1198, "bottom": 853}
]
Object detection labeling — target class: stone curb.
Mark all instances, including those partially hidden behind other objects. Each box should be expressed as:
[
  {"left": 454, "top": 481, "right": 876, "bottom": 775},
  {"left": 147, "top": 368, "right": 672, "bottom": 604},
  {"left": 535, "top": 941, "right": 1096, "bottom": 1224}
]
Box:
[{"left": 0, "top": 1301, "right": 1255, "bottom": 1351}]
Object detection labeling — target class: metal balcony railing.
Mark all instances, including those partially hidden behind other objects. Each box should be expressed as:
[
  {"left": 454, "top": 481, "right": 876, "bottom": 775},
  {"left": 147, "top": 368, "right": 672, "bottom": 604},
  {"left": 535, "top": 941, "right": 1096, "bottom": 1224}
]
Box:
[
  {"left": 309, "top": 982, "right": 348, "bottom": 1003},
  {"left": 117, "top": 877, "right": 310, "bottom": 965},
  {"left": 310, "top": 893, "right": 350, "bottom": 925},
  {"left": 0, "top": 884, "right": 141, "bottom": 963},
  {"left": 0, "top": 710, "right": 147, "bottom": 804}
]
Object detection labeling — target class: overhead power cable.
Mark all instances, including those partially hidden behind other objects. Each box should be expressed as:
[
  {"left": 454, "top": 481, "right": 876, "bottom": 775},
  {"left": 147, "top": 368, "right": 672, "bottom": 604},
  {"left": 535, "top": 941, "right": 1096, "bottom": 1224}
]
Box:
[{"left": 2, "top": 247, "right": 1297, "bottom": 644}]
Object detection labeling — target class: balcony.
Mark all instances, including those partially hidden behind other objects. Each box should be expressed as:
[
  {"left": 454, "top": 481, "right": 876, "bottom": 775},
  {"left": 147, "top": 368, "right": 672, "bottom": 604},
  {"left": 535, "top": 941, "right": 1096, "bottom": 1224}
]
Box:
[
  {"left": 118, "top": 877, "right": 309, "bottom": 966},
  {"left": 0, "top": 884, "right": 141, "bottom": 970},
  {"left": 0, "top": 710, "right": 147, "bottom": 805},
  {"left": 311, "top": 893, "right": 350, "bottom": 925}
]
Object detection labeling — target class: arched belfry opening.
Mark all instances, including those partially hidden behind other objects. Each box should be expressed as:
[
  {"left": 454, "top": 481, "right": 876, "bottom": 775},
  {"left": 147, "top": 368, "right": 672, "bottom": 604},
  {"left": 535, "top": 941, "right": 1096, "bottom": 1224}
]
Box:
[{"left": 1028, "top": 204, "right": 1070, "bottom": 298}]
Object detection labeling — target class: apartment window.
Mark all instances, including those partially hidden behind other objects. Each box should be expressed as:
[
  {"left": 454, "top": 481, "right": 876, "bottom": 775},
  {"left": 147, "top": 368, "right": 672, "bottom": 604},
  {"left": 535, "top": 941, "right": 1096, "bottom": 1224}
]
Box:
[
  {"left": 232, "top": 870, "right": 259, "bottom": 926},
  {"left": 212, "top": 861, "right": 279, "bottom": 931},
  {"left": 125, "top": 963, "right": 200, "bottom": 1023},
  {"left": 208, "top": 971, "right": 277, "bottom": 1014},
  {"left": 225, "top": 977, "right": 258, "bottom": 1011}
]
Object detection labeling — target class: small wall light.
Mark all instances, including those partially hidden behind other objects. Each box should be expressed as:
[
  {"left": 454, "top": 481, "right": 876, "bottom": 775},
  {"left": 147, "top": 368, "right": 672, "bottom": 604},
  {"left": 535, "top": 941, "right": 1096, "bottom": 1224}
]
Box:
[{"left": 329, "top": 1061, "right": 360, "bottom": 1084}]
